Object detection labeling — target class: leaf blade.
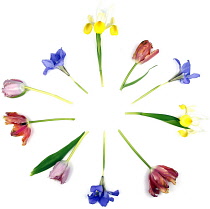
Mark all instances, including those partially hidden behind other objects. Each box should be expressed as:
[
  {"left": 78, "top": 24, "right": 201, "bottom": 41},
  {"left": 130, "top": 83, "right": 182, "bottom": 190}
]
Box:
[{"left": 30, "top": 131, "right": 85, "bottom": 176}]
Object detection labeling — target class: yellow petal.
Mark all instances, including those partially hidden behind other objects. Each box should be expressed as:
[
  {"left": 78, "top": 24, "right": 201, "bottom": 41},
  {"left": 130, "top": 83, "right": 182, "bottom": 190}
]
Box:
[
  {"left": 179, "top": 104, "right": 187, "bottom": 110},
  {"left": 178, "top": 130, "right": 189, "bottom": 137},
  {"left": 83, "top": 23, "right": 93, "bottom": 34},
  {"left": 110, "top": 25, "right": 118, "bottom": 35},
  {"left": 179, "top": 115, "right": 193, "bottom": 127},
  {"left": 94, "top": 21, "right": 106, "bottom": 34}
]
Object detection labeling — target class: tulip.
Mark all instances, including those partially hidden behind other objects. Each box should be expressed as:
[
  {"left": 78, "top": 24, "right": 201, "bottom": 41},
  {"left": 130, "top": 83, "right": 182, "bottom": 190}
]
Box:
[
  {"left": 49, "top": 161, "right": 70, "bottom": 184},
  {"left": 149, "top": 165, "right": 178, "bottom": 197},
  {"left": 4, "top": 112, "right": 31, "bottom": 146},
  {"left": 2, "top": 79, "right": 26, "bottom": 98},
  {"left": 132, "top": 40, "right": 159, "bottom": 64}
]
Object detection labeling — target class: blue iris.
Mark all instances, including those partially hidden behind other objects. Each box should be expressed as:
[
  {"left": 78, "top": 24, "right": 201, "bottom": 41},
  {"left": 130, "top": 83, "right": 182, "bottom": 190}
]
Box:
[
  {"left": 88, "top": 185, "right": 119, "bottom": 207},
  {"left": 42, "top": 48, "right": 66, "bottom": 75},
  {"left": 170, "top": 58, "right": 200, "bottom": 84}
]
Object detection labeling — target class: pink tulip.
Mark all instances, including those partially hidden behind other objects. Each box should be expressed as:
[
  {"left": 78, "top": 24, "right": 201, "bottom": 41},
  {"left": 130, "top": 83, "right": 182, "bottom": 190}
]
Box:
[
  {"left": 2, "top": 79, "right": 26, "bottom": 98},
  {"left": 49, "top": 161, "right": 70, "bottom": 184}
]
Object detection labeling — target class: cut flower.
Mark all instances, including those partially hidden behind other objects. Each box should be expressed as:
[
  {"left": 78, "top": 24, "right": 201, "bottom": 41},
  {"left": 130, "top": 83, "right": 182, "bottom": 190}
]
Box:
[
  {"left": 4, "top": 112, "right": 31, "bottom": 146},
  {"left": 88, "top": 176, "right": 119, "bottom": 207},
  {"left": 84, "top": 10, "right": 118, "bottom": 35}
]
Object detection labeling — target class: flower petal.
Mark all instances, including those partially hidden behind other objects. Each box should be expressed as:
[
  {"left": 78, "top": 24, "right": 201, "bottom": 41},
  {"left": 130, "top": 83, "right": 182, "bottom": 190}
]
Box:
[
  {"left": 42, "top": 59, "right": 55, "bottom": 68},
  {"left": 174, "top": 58, "right": 181, "bottom": 70},
  {"left": 99, "top": 191, "right": 110, "bottom": 207},
  {"left": 181, "top": 60, "right": 190, "bottom": 74},
  {"left": 187, "top": 73, "right": 200, "bottom": 79},
  {"left": 88, "top": 193, "right": 99, "bottom": 204},
  {"left": 107, "top": 190, "right": 119, "bottom": 196},
  {"left": 90, "top": 185, "right": 103, "bottom": 193}
]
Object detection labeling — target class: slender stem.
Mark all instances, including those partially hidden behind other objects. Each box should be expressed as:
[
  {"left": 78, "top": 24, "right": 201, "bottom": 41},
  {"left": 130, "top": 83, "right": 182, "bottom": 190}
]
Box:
[
  {"left": 24, "top": 86, "right": 73, "bottom": 104},
  {"left": 131, "top": 82, "right": 168, "bottom": 104},
  {"left": 118, "top": 130, "right": 151, "bottom": 169},
  {"left": 66, "top": 131, "right": 89, "bottom": 162},
  {"left": 120, "top": 62, "right": 138, "bottom": 90},
  {"left": 69, "top": 76, "right": 88, "bottom": 94},
  {"left": 102, "top": 131, "right": 106, "bottom": 176},
  {"left": 28, "top": 118, "right": 75, "bottom": 124},
  {"left": 96, "top": 33, "right": 104, "bottom": 87}
]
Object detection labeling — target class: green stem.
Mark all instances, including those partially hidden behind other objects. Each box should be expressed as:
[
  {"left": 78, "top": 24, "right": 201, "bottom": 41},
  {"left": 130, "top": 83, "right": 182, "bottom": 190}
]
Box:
[
  {"left": 29, "top": 118, "right": 75, "bottom": 124},
  {"left": 118, "top": 130, "right": 151, "bottom": 169},
  {"left": 69, "top": 76, "right": 88, "bottom": 94},
  {"left": 102, "top": 131, "right": 106, "bottom": 176},
  {"left": 131, "top": 82, "right": 168, "bottom": 104},
  {"left": 120, "top": 62, "right": 138, "bottom": 90},
  {"left": 66, "top": 131, "right": 89, "bottom": 162},
  {"left": 96, "top": 33, "right": 104, "bottom": 87},
  {"left": 24, "top": 86, "right": 73, "bottom": 104}
]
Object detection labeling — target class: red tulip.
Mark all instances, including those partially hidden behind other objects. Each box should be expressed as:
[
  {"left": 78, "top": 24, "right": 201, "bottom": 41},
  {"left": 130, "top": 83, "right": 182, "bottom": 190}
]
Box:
[
  {"left": 4, "top": 112, "right": 31, "bottom": 146},
  {"left": 149, "top": 165, "right": 178, "bottom": 197},
  {"left": 132, "top": 40, "right": 159, "bottom": 64}
]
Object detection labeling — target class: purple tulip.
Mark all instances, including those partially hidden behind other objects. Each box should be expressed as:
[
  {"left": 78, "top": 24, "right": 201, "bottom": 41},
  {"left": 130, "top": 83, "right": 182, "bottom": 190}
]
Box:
[
  {"left": 49, "top": 161, "right": 70, "bottom": 184},
  {"left": 2, "top": 79, "right": 26, "bottom": 98}
]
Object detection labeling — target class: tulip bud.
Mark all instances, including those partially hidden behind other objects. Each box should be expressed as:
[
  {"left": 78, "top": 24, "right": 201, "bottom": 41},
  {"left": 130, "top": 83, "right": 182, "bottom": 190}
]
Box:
[
  {"left": 2, "top": 79, "right": 26, "bottom": 98},
  {"left": 132, "top": 40, "right": 159, "bottom": 64},
  {"left": 49, "top": 161, "right": 70, "bottom": 184}
]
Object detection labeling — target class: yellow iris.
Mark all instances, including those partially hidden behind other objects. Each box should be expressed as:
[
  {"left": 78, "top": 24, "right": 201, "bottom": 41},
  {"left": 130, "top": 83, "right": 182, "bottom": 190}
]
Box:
[
  {"left": 179, "top": 115, "right": 193, "bottom": 127},
  {"left": 94, "top": 21, "right": 106, "bottom": 34}
]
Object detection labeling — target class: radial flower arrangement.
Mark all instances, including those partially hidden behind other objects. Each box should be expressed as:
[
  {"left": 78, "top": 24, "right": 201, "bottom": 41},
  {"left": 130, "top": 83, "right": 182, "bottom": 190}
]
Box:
[{"left": 1, "top": 5, "right": 204, "bottom": 207}]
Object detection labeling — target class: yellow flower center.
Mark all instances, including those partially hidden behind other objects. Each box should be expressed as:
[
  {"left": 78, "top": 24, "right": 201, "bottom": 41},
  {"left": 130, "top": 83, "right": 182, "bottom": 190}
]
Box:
[
  {"left": 110, "top": 25, "right": 118, "bottom": 35},
  {"left": 84, "top": 23, "right": 93, "bottom": 34},
  {"left": 179, "top": 115, "right": 193, "bottom": 127},
  {"left": 94, "top": 21, "right": 106, "bottom": 34}
]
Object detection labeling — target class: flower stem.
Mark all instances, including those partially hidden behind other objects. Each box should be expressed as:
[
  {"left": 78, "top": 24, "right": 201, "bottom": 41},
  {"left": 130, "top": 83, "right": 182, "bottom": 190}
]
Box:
[
  {"left": 69, "top": 75, "right": 88, "bottom": 94},
  {"left": 102, "top": 131, "right": 106, "bottom": 176},
  {"left": 118, "top": 130, "right": 151, "bottom": 169},
  {"left": 24, "top": 86, "right": 73, "bottom": 104},
  {"left": 96, "top": 33, "right": 104, "bottom": 87},
  {"left": 66, "top": 131, "right": 89, "bottom": 162},
  {"left": 131, "top": 82, "right": 168, "bottom": 104},
  {"left": 120, "top": 62, "right": 138, "bottom": 90},
  {"left": 28, "top": 118, "right": 75, "bottom": 124}
]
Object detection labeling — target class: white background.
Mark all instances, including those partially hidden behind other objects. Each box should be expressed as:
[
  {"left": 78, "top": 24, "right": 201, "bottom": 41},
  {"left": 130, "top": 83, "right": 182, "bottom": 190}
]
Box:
[{"left": 0, "top": 0, "right": 210, "bottom": 208}]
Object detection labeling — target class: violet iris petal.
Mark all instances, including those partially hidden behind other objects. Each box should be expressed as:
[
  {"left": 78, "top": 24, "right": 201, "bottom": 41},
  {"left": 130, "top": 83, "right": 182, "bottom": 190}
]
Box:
[{"left": 42, "top": 48, "right": 66, "bottom": 75}]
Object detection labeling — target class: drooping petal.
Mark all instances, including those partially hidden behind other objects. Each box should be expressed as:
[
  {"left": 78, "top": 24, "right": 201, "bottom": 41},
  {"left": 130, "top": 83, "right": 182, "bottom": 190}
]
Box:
[
  {"left": 141, "top": 49, "right": 159, "bottom": 64},
  {"left": 88, "top": 193, "right": 99, "bottom": 204},
  {"left": 99, "top": 191, "right": 110, "bottom": 207},
  {"left": 110, "top": 25, "right": 118, "bottom": 35},
  {"left": 187, "top": 73, "right": 200, "bottom": 79},
  {"left": 158, "top": 165, "right": 178, "bottom": 178},
  {"left": 42, "top": 59, "right": 55, "bottom": 69},
  {"left": 180, "top": 76, "right": 190, "bottom": 84},
  {"left": 4, "top": 112, "right": 27, "bottom": 124},
  {"left": 149, "top": 174, "right": 160, "bottom": 197},
  {"left": 107, "top": 190, "right": 119, "bottom": 196},
  {"left": 84, "top": 23, "right": 93, "bottom": 34},
  {"left": 21, "top": 126, "right": 31, "bottom": 146}
]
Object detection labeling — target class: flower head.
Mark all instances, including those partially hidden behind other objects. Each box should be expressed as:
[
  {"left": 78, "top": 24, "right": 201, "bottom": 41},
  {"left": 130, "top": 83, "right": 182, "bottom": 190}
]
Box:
[
  {"left": 2, "top": 79, "right": 26, "bottom": 98},
  {"left": 4, "top": 112, "right": 31, "bottom": 146},
  {"left": 169, "top": 59, "right": 200, "bottom": 83},
  {"left": 132, "top": 40, "right": 159, "bottom": 64},
  {"left": 42, "top": 48, "right": 67, "bottom": 75},
  {"left": 49, "top": 160, "right": 70, "bottom": 184},
  {"left": 84, "top": 10, "right": 118, "bottom": 35},
  {"left": 149, "top": 165, "right": 178, "bottom": 197},
  {"left": 178, "top": 104, "right": 205, "bottom": 137},
  {"left": 88, "top": 176, "right": 119, "bottom": 207}
]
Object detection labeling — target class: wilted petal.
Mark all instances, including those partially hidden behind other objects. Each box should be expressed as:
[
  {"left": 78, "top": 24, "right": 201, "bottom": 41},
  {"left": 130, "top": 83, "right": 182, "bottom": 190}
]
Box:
[{"left": 4, "top": 112, "right": 27, "bottom": 124}]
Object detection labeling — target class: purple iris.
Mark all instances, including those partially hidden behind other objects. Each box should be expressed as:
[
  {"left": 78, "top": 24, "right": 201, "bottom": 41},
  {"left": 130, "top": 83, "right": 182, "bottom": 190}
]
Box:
[
  {"left": 169, "top": 58, "right": 200, "bottom": 83},
  {"left": 88, "top": 185, "right": 119, "bottom": 207},
  {"left": 42, "top": 48, "right": 66, "bottom": 75}
]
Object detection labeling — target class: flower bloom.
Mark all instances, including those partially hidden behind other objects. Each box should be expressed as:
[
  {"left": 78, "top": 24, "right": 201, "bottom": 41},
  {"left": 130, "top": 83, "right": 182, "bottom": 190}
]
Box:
[
  {"left": 49, "top": 160, "right": 70, "bottom": 184},
  {"left": 83, "top": 10, "right": 118, "bottom": 35},
  {"left": 4, "top": 112, "right": 31, "bottom": 146},
  {"left": 2, "top": 79, "right": 26, "bottom": 98},
  {"left": 178, "top": 104, "right": 205, "bottom": 137},
  {"left": 132, "top": 40, "right": 159, "bottom": 64},
  {"left": 149, "top": 165, "right": 178, "bottom": 197},
  {"left": 88, "top": 184, "right": 119, "bottom": 207},
  {"left": 42, "top": 48, "right": 66, "bottom": 75},
  {"left": 169, "top": 59, "right": 200, "bottom": 83}
]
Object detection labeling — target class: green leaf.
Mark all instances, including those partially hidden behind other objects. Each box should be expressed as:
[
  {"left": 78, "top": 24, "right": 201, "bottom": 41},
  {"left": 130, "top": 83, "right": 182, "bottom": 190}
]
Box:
[
  {"left": 126, "top": 112, "right": 189, "bottom": 129},
  {"left": 30, "top": 131, "right": 85, "bottom": 176},
  {"left": 123, "top": 65, "right": 157, "bottom": 89}
]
